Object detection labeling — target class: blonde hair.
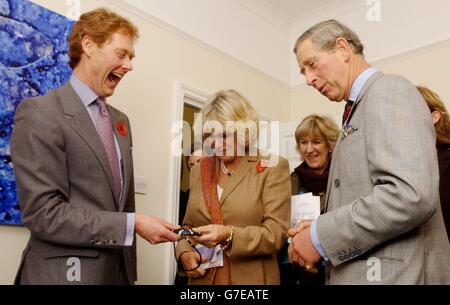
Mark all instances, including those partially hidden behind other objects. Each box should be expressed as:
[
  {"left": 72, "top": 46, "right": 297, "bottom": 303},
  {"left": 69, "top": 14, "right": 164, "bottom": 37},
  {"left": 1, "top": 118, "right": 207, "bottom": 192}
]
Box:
[
  {"left": 416, "top": 86, "right": 450, "bottom": 145},
  {"left": 69, "top": 8, "right": 139, "bottom": 69},
  {"left": 294, "top": 114, "right": 340, "bottom": 153},
  {"left": 200, "top": 89, "right": 259, "bottom": 150}
]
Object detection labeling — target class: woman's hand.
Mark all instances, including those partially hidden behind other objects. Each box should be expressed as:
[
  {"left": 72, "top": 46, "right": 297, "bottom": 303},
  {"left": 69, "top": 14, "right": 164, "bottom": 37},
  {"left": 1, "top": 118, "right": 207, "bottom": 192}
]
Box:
[
  {"left": 192, "top": 224, "right": 231, "bottom": 248},
  {"left": 179, "top": 251, "right": 208, "bottom": 278}
]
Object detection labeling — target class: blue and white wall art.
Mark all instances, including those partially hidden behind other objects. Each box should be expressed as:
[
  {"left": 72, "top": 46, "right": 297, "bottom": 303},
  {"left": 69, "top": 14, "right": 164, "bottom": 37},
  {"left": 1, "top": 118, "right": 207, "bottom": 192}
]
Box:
[{"left": 0, "top": 0, "right": 73, "bottom": 225}]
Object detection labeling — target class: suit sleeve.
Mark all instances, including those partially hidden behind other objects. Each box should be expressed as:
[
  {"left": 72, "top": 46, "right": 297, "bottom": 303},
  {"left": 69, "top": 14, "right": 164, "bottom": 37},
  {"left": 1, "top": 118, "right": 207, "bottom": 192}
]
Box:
[
  {"left": 230, "top": 157, "right": 291, "bottom": 258},
  {"left": 316, "top": 75, "right": 439, "bottom": 266},
  {"left": 11, "top": 98, "right": 128, "bottom": 249}
]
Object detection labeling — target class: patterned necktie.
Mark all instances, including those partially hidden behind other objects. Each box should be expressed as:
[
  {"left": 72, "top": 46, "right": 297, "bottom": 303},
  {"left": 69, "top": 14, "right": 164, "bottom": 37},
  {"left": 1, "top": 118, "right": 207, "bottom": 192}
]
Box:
[
  {"left": 342, "top": 100, "right": 355, "bottom": 125},
  {"left": 95, "top": 98, "right": 121, "bottom": 201}
]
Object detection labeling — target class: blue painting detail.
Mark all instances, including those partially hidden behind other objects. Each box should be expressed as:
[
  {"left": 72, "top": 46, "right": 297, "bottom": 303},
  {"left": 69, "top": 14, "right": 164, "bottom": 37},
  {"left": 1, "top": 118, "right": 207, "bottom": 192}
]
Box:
[{"left": 0, "top": 0, "right": 74, "bottom": 225}]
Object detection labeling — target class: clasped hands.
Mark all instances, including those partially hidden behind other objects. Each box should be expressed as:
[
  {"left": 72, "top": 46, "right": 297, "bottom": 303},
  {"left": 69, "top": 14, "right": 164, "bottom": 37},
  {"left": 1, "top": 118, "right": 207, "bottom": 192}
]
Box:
[{"left": 288, "top": 220, "right": 321, "bottom": 273}]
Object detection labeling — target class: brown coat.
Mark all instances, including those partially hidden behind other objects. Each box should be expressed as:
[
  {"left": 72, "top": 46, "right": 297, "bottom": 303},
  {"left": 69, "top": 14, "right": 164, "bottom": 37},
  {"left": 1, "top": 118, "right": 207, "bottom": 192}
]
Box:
[{"left": 176, "top": 154, "right": 291, "bottom": 284}]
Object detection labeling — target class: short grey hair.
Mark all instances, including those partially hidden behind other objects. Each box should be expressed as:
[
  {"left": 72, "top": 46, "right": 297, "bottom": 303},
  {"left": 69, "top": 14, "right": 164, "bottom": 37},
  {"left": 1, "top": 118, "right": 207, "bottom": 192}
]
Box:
[{"left": 293, "top": 19, "right": 364, "bottom": 56}]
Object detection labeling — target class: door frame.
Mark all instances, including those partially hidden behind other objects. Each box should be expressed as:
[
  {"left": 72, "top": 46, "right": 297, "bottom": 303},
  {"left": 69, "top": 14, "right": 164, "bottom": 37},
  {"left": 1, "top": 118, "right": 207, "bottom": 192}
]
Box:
[{"left": 169, "top": 82, "right": 209, "bottom": 282}]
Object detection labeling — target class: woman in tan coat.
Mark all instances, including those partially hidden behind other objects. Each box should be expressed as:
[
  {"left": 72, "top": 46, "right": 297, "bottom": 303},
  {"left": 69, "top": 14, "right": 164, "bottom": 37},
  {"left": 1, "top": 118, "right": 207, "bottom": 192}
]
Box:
[{"left": 175, "top": 89, "right": 291, "bottom": 284}]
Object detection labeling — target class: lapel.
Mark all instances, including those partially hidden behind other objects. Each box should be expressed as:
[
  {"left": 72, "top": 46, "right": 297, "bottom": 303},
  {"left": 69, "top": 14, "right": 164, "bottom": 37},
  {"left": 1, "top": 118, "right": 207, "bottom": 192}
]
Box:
[
  {"left": 324, "top": 71, "right": 385, "bottom": 212},
  {"left": 218, "top": 155, "right": 257, "bottom": 205},
  {"left": 324, "top": 133, "right": 343, "bottom": 212},
  {"left": 109, "top": 107, "right": 132, "bottom": 212},
  {"left": 56, "top": 82, "right": 120, "bottom": 207}
]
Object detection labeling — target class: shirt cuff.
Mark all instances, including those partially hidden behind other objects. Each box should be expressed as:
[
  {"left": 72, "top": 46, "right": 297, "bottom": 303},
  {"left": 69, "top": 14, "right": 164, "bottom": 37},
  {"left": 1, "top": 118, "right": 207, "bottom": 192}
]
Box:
[
  {"left": 124, "top": 213, "right": 135, "bottom": 246},
  {"left": 310, "top": 220, "right": 328, "bottom": 261}
]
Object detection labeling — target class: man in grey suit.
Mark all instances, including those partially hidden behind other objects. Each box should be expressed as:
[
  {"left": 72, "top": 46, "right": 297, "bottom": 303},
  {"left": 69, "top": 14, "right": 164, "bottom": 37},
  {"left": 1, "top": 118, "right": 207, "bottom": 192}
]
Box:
[
  {"left": 10, "top": 8, "right": 180, "bottom": 284},
  {"left": 288, "top": 19, "right": 450, "bottom": 284}
]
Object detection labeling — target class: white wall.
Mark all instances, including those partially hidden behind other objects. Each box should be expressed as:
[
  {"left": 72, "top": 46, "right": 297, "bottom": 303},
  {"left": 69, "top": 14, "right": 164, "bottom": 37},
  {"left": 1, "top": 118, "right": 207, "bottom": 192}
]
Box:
[
  {"left": 290, "top": 84, "right": 342, "bottom": 125},
  {"left": 117, "top": 0, "right": 291, "bottom": 85},
  {"left": 376, "top": 42, "right": 450, "bottom": 108},
  {"left": 0, "top": 226, "right": 29, "bottom": 284},
  {"left": 0, "top": 0, "right": 290, "bottom": 285}
]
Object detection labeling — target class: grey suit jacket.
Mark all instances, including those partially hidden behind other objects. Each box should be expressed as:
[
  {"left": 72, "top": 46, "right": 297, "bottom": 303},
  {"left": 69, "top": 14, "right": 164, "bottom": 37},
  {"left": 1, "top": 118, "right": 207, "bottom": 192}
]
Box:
[
  {"left": 317, "top": 72, "right": 450, "bottom": 284},
  {"left": 11, "top": 82, "right": 137, "bottom": 284}
]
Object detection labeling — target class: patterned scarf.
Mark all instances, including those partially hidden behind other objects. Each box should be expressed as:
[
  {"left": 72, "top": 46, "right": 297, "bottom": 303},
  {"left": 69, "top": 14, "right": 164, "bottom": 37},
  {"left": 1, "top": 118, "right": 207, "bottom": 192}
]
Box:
[
  {"left": 200, "top": 156, "right": 231, "bottom": 284},
  {"left": 294, "top": 161, "right": 330, "bottom": 196}
]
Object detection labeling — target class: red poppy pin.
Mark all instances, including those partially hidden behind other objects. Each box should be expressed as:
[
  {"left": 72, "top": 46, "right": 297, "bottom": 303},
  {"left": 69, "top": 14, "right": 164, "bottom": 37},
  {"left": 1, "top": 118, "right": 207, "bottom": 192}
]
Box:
[
  {"left": 116, "top": 115, "right": 128, "bottom": 136},
  {"left": 256, "top": 160, "right": 268, "bottom": 173}
]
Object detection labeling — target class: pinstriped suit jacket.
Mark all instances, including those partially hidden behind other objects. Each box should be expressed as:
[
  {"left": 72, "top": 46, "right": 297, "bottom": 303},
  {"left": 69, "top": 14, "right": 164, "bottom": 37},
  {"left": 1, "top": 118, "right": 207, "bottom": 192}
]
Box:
[
  {"left": 11, "top": 82, "right": 137, "bottom": 284},
  {"left": 317, "top": 72, "right": 450, "bottom": 284}
]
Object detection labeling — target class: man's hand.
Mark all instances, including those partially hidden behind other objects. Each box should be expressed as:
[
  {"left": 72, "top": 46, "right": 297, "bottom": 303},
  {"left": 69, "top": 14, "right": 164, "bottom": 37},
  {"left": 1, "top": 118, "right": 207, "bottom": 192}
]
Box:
[
  {"left": 288, "top": 224, "right": 321, "bottom": 268},
  {"left": 287, "top": 220, "right": 321, "bottom": 270},
  {"left": 135, "top": 214, "right": 180, "bottom": 244},
  {"left": 191, "top": 224, "right": 230, "bottom": 248}
]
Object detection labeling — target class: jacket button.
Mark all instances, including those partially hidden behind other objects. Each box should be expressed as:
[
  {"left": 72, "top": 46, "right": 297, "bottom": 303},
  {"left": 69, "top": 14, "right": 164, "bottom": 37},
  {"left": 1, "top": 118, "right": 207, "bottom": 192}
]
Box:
[
  {"left": 334, "top": 179, "right": 340, "bottom": 188},
  {"left": 338, "top": 255, "right": 344, "bottom": 261}
]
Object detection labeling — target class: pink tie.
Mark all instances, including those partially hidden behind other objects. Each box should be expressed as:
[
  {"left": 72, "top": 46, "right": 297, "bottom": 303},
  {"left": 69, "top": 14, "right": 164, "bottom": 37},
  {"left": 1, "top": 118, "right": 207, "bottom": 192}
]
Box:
[{"left": 95, "top": 98, "right": 121, "bottom": 201}]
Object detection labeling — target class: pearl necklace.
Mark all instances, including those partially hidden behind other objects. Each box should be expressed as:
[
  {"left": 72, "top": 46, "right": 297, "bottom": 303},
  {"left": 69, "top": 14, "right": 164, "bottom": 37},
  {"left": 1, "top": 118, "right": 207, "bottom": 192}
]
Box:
[{"left": 220, "top": 160, "right": 234, "bottom": 176}]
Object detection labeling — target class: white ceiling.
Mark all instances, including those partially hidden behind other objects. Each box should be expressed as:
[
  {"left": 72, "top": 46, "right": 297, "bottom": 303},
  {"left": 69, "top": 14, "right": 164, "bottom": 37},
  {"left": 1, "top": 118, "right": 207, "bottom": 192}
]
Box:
[
  {"left": 113, "top": 0, "right": 450, "bottom": 87},
  {"left": 263, "top": 0, "right": 338, "bottom": 22},
  {"left": 235, "top": 0, "right": 341, "bottom": 32}
]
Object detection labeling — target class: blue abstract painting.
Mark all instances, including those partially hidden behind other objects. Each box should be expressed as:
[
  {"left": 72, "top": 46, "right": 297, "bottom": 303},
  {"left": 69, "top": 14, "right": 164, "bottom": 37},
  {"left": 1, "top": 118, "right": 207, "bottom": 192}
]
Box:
[{"left": 0, "top": 0, "right": 74, "bottom": 225}]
